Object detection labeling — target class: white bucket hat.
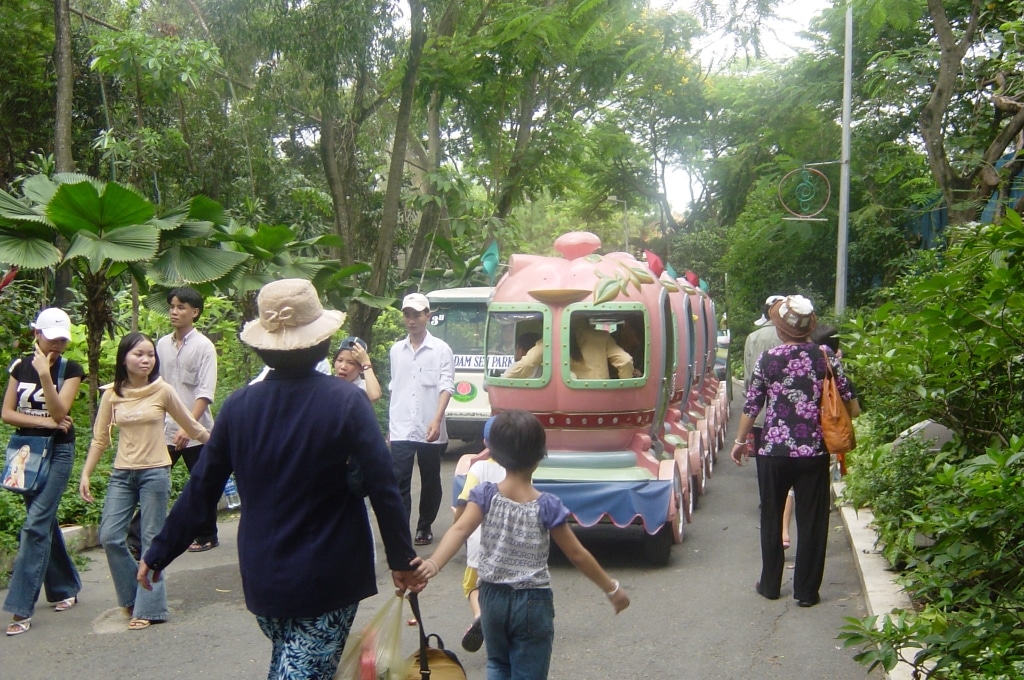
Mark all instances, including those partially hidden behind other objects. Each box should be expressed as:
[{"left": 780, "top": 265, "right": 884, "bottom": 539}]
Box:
[{"left": 240, "top": 279, "right": 345, "bottom": 351}]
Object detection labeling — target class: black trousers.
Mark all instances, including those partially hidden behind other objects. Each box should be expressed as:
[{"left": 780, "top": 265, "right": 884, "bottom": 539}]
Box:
[
  {"left": 755, "top": 454, "right": 831, "bottom": 601},
  {"left": 127, "top": 444, "right": 217, "bottom": 553},
  {"left": 390, "top": 440, "right": 446, "bottom": 535}
]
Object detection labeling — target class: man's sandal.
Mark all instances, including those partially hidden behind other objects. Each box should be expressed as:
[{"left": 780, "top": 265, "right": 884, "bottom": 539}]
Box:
[
  {"left": 54, "top": 596, "right": 78, "bottom": 612},
  {"left": 6, "top": 618, "right": 31, "bottom": 636},
  {"left": 128, "top": 618, "right": 152, "bottom": 631},
  {"left": 187, "top": 540, "right": 219, "bottom": 553}
]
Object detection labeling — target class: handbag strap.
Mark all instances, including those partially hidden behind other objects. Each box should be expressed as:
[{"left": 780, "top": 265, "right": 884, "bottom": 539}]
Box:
[
  {"left": 56, "top": 356, "right": 67, "bottom": 391},
  {"left": 818, "top": 345, "right": 834, "bottom": 381},
  {"left": 408, "top": 592, "right": 431, "bottom": 679}
]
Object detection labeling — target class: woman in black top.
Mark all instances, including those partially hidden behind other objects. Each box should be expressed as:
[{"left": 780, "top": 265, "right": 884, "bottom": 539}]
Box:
[{"left": 2, "top": 308, "right": 85, "bottom": 636}]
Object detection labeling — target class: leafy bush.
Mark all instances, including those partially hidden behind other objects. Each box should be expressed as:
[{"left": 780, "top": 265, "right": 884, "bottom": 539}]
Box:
[
  {"left": 839, "top": 438, "right": 1024, "bottom": 678},
  {"left": 841, "top": 415, "right": 937, "bottom": 568},
  {"left": 838, "top": 212, "right": 1024, "bottom": 677},
  {"left": 1, "top": 288, "right": 404, "bottom": 579}
]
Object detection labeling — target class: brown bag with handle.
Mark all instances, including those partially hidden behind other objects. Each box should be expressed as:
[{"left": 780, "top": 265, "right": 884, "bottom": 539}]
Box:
[
  {"left": 820, "top": 347, "right": 856, "bottom": 456},
  {"left": 406, "top": 592, "right": 467, "bottom": 680}
]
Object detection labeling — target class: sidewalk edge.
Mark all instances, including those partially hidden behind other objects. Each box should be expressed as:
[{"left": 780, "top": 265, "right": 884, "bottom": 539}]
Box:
[{"left": 833, "top": 481, "right": 916, "bottom": 680}]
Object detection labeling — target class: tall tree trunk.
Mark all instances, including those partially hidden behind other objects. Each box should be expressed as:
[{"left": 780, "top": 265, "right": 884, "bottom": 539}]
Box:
[
  {"left": 53, "top": 0, "right": 74, "bottom": 173},
  {"left": 401, "top": 1, "right": 462, "bottom": 280},
  {"left": 348, "top": 0, "right": 428, "bottom": 344},
  {"left": 53, "top": 0, "right": 74, "bottom": 307},
  {"left": 403, "top": 92, "right": 444, "bottom": 281},
  {"left": 367, "top": 0, "right": 427, "bottom": 297}
]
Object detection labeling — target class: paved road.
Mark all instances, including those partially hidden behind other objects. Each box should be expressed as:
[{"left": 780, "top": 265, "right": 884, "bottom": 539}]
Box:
[{"left": 2, "top": 396, "right": 881, "bottom": 679}]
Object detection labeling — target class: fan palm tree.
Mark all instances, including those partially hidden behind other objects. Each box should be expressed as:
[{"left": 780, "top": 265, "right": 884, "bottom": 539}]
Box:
[{"left": 0, "top": 173, "right": 248, "bottom": 410}]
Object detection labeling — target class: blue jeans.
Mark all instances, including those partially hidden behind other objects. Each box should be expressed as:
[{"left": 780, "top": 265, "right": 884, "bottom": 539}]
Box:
[
  {"left": 3, "top": 441, "right": 81, "bottom": 619},
  {"left": 479, "top": 582, "right": 555, "bottom": 680},
  {"left": 98, "top": 467, "right": 171, "bottom": 621},
  {"left": 390, "top": 440, "right": 445, "bottom": 535}
]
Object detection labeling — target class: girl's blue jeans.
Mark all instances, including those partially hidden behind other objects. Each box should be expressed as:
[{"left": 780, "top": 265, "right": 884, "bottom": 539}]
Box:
[
  {"left": 98, "top": 466, "right": 170, "bottom": 621},
  {"left": 479, "top": 582, "right": 555, "bottom": 680},
  {"left": 3, "top": 441, "right": 81, "bottom": 619}
]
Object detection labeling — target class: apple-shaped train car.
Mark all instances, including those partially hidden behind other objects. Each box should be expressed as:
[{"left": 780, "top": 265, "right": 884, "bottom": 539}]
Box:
[{"left": 452, "top": 232, "right": 728, "bottom": 565}]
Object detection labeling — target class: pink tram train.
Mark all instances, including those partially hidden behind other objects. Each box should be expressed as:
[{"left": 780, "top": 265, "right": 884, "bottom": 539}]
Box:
[{"left": 453, "top": 231, "right": 729, "bottom": 565}]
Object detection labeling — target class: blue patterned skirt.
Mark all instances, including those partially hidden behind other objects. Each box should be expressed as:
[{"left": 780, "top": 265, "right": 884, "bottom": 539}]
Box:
[{"left": 256, "top": 604, "right": 359, "bottom": 679}]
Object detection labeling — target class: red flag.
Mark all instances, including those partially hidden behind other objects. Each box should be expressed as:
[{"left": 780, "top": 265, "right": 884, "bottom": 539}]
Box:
[
  {"left": 684, "top": 269, "right": 699, "bottom": 287},
  {"left": 643, "top": 250, "right": 664, "bottom": 277},
  {"left": 0, "top": 266, "right": 18, "bottom": 294}
]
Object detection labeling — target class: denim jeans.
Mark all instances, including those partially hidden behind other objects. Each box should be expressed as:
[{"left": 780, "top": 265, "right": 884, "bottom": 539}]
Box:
[
  {"left": 99, "top": 466, "right": 171, "bottom": 621},
  {"left": 3, "top": 441, "right": 81, "bottom": 619},
  {"left": 479, "top": 582, "right": 555, "bottom": 680},
  {"left": 389, "top": 440, "right": 445, "bottom": 534},
  {"left": 127, "top": 445, "right": 217, "bottom": 553}
]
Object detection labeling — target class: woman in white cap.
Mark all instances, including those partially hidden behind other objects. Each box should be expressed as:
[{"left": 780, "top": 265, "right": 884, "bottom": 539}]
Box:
[
  {"left": 730, "top": 295, "right": 860, "bottom": 608},
  {"left": 138, "top": 279, "right": 422, "bottom": 678},
  {"left": 3, "top": 308, "right": 86, "bottom": 636}
]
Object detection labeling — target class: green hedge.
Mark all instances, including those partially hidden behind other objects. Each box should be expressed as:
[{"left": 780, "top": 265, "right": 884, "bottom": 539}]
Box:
[{"left": 837, "top": 213, "right": 1024, "bottom": 678}]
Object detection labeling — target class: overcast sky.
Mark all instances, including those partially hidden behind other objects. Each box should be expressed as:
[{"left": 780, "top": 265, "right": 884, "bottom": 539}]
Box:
[{"left": 664, "top": 0, "right": 833, "bottom": 211}]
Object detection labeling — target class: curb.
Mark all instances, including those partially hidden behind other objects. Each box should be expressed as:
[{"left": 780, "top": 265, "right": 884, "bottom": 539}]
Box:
[
  {"left": 833, "top": 481, "right": 916, "bottom": 680},
  {"left": 60, "top": 524, "right": 100, "bottom": 553}
]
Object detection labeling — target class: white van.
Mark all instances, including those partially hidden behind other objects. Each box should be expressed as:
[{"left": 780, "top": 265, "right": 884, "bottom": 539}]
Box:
[{"left": 426, "top": 287, "right": 498, "bottom": 442}]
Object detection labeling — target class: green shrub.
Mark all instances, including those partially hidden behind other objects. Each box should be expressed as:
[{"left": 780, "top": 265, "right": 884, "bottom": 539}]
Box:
[
  {"left": 838, "top": 212, "right": 1024, "bottom": 678},
  {"left": 841, "top": 415, "right": 938, "bottom": 568},
  {"left": 839, "top": 437, "right": 1024, "bottom": 678}
]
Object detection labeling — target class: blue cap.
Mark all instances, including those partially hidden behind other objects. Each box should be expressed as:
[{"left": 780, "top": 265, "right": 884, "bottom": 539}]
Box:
[
  {"left": 339, "top": 336, "right": 367, "bottom": 351},
  {"left": 483, "top": 415, "right": 497, "bottom": 443}
]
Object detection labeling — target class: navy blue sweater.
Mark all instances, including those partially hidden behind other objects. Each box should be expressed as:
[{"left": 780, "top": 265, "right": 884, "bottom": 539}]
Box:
[{"left": 146, "top": 366, "right": 416, "bottom": 618}]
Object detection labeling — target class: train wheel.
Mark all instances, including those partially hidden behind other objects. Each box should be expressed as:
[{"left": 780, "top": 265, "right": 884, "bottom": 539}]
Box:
[
  {"left": 643, "top": 523, "right": 674, "bottom": 566},
  {"left": 672, "top": 475, "right": 685, "bottom": 542},
  {"left": 683, "top": 470, "right": 695, "bottom": 522},
  {"left": 691, "top": 472, "right": 705, "bottom": 509}
]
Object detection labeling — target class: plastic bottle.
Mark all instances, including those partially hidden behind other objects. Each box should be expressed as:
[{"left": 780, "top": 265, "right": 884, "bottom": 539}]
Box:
[{"left": 223, "top": 475, "right": 241, "bottom": 509}]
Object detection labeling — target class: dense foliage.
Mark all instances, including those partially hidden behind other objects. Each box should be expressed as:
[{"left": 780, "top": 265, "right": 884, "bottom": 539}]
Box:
[{"left": 838, "top": 212, "right": 1024, "bottom": 678}]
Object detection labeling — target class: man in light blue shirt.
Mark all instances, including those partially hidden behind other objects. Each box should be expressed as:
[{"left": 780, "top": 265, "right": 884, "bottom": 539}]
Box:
[{"left": 388, "top": 293, "right": 455, "bottom": 545}]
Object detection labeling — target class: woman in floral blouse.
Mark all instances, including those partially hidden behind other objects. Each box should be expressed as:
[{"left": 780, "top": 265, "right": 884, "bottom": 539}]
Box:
[{"left": 730, "top": 295, "right": 860, "bottom": 607}]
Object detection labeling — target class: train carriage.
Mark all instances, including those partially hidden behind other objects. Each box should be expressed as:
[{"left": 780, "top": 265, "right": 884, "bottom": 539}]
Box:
[{"left": 452, "top": 232, "right": 727, "bottom": 565}]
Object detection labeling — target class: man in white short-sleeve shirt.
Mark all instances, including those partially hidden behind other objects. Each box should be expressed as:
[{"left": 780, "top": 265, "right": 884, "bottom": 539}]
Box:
[{"left": 388, "top": 293, "right": 455, "bottom": 546}]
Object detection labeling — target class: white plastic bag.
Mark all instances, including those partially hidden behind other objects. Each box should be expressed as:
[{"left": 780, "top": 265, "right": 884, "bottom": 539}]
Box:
[{"left": 335, "top": 594, "right": 410, "bottom": 680}]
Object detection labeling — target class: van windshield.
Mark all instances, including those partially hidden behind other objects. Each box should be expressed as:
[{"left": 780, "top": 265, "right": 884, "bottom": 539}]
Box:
[{"left": 429, "top": 302, "right": 488, "bottom": 370}]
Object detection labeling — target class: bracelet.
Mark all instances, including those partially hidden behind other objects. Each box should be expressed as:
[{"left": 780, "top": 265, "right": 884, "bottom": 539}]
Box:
[
  {"left": 425, "top": 558, "right": 440, "bottom": 577},
  {"left": 362, "top": 365, "right": 372, "bottom": 371},
  {"left": 734, "top": 439, "right": 747, "bottom": 446},
  {"left": 605, "top": 579, "right": 620, "bottom": 598}
]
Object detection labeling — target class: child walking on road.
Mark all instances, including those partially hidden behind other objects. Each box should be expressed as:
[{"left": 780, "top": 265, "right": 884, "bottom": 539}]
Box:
[{"left": 414, "top": 409, "right": 629, "bottom": 680}]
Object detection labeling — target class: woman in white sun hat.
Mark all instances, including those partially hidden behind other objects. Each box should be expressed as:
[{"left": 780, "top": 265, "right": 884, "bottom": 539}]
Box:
[
  {"left": 730, "top": 295, "right": 860, "bottom": 608},
  {"left": 139, "top": 279, "right": 424, "bottom": 678}
]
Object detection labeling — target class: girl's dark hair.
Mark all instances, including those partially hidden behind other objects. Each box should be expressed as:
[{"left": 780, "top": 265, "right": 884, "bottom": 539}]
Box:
[
  {"left": 255, "top": 339, "right": 332, "bottom": 371},
  {"left": 114, "top": 332, "right": 160, "bottom": 396},
  {"left": 810, "top": 324, "right": 839, "bottom": 352},
  {"left": 488, "top": 409, "right": 546, "bottom": 472}
]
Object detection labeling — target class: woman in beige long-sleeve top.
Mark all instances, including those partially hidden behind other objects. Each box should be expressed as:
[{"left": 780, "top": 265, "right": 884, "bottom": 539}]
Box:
[{"left": 79, "top": 332, "right": 209, "bottom": 631}]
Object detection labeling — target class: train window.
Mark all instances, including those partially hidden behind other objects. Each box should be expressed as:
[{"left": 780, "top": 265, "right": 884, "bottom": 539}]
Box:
[
  {"left": 485, "top": 309, "right": 548, "bottom": 383},
  {"left": 565, "top": 308, "right": 646, "bottom": 387}
]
